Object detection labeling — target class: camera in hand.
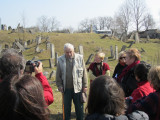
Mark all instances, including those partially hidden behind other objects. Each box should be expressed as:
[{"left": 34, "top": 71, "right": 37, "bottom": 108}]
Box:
[{"left": 24, "top": 60, "right": 39, "bottom": 73}]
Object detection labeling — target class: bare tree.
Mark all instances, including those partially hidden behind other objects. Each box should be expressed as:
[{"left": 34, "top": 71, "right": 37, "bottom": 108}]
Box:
[
  {"left": 143, "top": 13, "right": 155, "bottom": 30},
  {"left": 129, "top": 0, "right": 146, "bottom": 32},
  {"left": 97, "top": 17, "right": 107, "bottom": 30},
  {"left": 37, "top": 16, "right": 50, "bottom": 32},
  {"left": 49, "top": 17, "right": 60, "bottom": 32},
  {"left": 118, "top": 1, "right": 131, "bottom": 34},
  {"left": 105, "top": 17, "right": 113, "bottom": 29},
  {"left": 78, "top": 18, "right": 91, "bottom": 32}
]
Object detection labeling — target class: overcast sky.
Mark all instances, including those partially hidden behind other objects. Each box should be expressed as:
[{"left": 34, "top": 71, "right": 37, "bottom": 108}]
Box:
[{"left": 0, "top": 0, "right": 160, "bottom": 30}]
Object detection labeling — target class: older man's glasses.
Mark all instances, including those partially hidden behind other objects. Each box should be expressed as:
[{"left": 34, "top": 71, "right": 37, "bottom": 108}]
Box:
[{"left": 119, "top": 57, "right": 126, "bottom": 60}]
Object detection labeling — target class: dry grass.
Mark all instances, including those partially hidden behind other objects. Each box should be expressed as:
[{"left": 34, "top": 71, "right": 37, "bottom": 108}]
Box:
[{"left": 0, "top": 31, "right": 160, "bottom": 119}]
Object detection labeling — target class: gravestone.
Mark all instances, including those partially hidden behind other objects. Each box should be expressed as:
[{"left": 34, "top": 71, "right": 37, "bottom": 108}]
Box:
[
  {"left": 24, "top": 42, "right": 27, "bottom": 48},
  {"left": 135, "top": 32, "right": 140, "bottom": 43},
  {"left": 115, "top": 45, "right": 118, "bottom": 60},
  {"left": 19, "top": 39, "right": 23, "bottom": 45},
  {"left": 35, "top": 46, "right": 40, "bottom": 53},
  {"left": 85, "top": 54, "right": 94, "bottom": 65},
  {"left": 128, "top": 41, "right": 134, "bottom": 48},
  {"left": 32, "top": 39, "right": 35, "bottom": 44},
  {"left": 15, "top": 42, "right": 25, "bottom": 51},
  {"left": 121, "top": 45, "right": 127, "bottom": 51},
  {"left": 110, "top": 46, "right": 114, "bottom": 58},
  {"left": 49, "top": 58, "right": 54, "bottom": 68},
  {"left": 55, "top": 52, "right": 58, "bottom": 66},
  {"left": 49, "top": 70, "right": 56, "bottom": 79},
  {"left": 78, "top": 45, "right": 83, "bottom": 55},
  {"left": 147, "top": 35, "right": 150, "bottom": 41},
  {"left": 5, "top": 44, "right": 9, "bottom": 49},
  {"left": 120, "top": 33, "right": 127, "bottom": 42},
  {"left": 141, "top": 48, "right": 145, "bottom": 53},
  {"left": 103, "top": 57, "right": 108, "bottom": 63},
  {"left": 36, "top": 36, "right": 41, "bottom": 45},
  {"left": 27, "top": 40, "right": 31, "bottom": 45},
  {"left": 46, "top": 42, "right": 51, "bottom": 50},
  {"left": 129, "top": 32, "right": 135, "bottom": 39},
  {"left": 50, "top": 44, "right": 55, "bottom": 59}
]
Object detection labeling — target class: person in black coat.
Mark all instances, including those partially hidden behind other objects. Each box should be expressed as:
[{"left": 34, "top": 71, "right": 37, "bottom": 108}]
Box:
[
  {"left": 112, "top": 51, "right": 127, "bottom": 80},
  {"left": 85, "top": 75, "right": 148, "bottom": 120}
]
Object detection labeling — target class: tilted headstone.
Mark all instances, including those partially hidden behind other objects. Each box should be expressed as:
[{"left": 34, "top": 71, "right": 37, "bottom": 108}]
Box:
[
  {"left": 78, "top": 45, "right": 83, "bottom": 55},
  {"left": 15, "top": 42, "right": 25, "bottom": 51},
  {"left": 128, "top": 41, "right": 134, "bottom": 48},
  {"left": 50, "top": 44, "right": 55, "bottom": 59},
  {"left": 121, "top": 45, "right": 127, "bottom": 51},
  {"left": 55, "top": 52, "right": 58, "bottom": 66},
  {"left": 141, "top": 48, "right": 145, "bottom": 53},
  {"left": 103, "top": 57, "right": 108, "bottom": 63},
  {"left": 49, "top": 70, "right": 56, "bottom": 79},
  {"left": 49, "top": 58, "right": 54, "bottom": 68},
  {"left": 85, "top": 54, "right": 94, "bottom": 65},
  {"left": 115, "top": 45, "right": 118, "bottom": 60},
  {"left": 19, "top": 39, "right": 23, "bottom": 45},
  {"left": 110, "top": 46, "right": 114, "bottom": 58}
]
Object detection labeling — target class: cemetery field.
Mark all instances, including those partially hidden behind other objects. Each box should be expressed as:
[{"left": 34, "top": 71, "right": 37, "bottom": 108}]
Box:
[{"left": 0, "top": 31, "right": 160, "bottom": 120}]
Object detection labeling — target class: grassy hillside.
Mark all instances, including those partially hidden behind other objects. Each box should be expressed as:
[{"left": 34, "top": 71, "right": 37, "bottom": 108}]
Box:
[{"left": 0, "top": 31, "right": 160, "bottom": 120}]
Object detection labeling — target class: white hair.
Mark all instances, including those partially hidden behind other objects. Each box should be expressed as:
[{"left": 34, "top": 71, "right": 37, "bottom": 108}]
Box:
[{"left": 64, "top": 43, "right": 74, "bottom": 51}]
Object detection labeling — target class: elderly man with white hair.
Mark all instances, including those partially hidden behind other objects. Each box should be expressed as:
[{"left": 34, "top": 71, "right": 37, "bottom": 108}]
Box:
[{"left": 56, "top": 43, "right": 88, "bottom": 120}]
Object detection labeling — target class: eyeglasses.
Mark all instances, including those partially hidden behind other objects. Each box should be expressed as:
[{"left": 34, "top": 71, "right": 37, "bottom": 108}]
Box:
[{"left": 119, "top": 57, "right": 126, "bottom": 60}]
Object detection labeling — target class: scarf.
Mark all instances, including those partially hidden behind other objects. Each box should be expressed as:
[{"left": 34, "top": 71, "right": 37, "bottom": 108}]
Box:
[{"left": 117, "top": 60, "right": 140, "bottom": 83}]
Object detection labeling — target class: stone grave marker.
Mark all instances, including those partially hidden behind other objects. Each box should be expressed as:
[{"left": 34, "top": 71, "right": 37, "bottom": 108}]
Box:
[
  {"left": 35, "top": 45, "right": 40, "bottom": 53},
  {"left": 50, "top": 44, "right": 55, "bottom": 59},
  {"left": 55, "top": 52, "right": 58, "bottom": 66},
  {"left": 46, "top": 42, "right": 51, "bottom": 50},
  {"left": 15, "top": 42, "right": 25, "bottom": 51},
  {"left": 110, "top": 46, "right": 114, "bottom": 58},
  {"left": 5, "top": 44, "right": 9, "bottom": 49},
  {"left": 49, "top": 70, "right": 56, "bottom": 79},
  {"left": 135, "top": 32, "right": 140, "bottom": 43},
  {"left": 103, "top": 57, "right": 108, "bottom": 63},
  {"left": 85, "top": 54, "right": 94, "bottom": 65},
  {"left": 121, "top": 45, "right": 127, "bottom": 51},
  {"left": 49, "top": 58, "right": 54, "bottom": 68},
  {"left": 115, "top": 45, "right": 118, "bottom": 60},
  {"left": 78, "top": 45, "right": 83, "bottom": 55}
]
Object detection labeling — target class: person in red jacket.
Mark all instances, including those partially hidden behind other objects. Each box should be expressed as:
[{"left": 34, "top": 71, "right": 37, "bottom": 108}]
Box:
[
  {"left": 0, "top": 48, "right": 53, "bottom": 106},
  {"left": 126, "top": 63, "right": 155, "bottom": 103},
  {"left": 88, "top": 52, "right": 110, "bottom": 84}
]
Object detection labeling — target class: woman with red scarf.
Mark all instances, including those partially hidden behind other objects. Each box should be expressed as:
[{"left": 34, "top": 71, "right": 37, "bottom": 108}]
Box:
[{"left": 117, "top": 48, "right": 141, "bottom": 97}]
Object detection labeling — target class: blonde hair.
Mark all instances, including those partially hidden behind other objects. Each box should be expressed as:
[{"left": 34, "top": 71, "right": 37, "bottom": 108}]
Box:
[
  {"left": 148, "top": 66, "right": 160, "bottom": 91},
  {"left": 95, "top": 52, "right": 105, "bottom": 60},
  {"left": 126, "top": 48, "right": 141, "bottom": 60}
]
